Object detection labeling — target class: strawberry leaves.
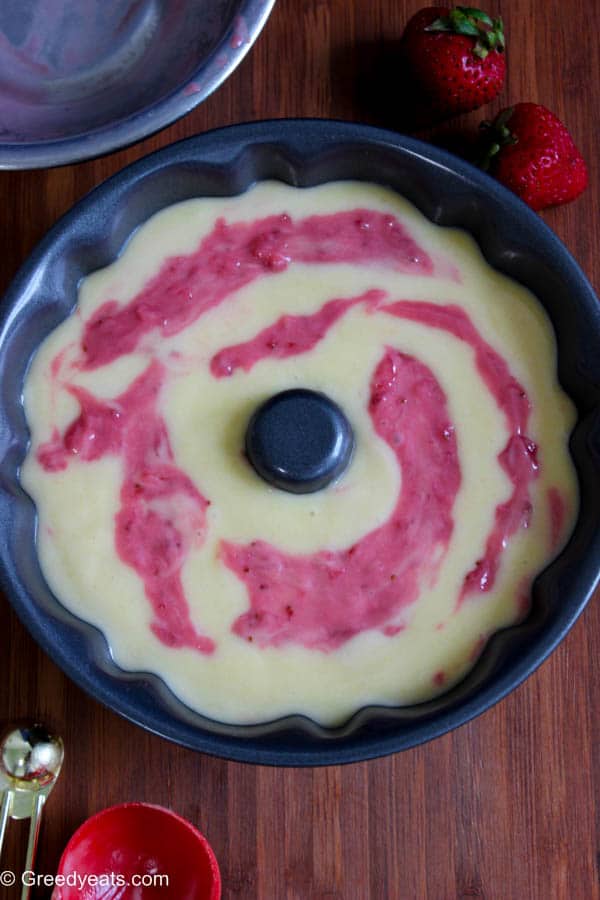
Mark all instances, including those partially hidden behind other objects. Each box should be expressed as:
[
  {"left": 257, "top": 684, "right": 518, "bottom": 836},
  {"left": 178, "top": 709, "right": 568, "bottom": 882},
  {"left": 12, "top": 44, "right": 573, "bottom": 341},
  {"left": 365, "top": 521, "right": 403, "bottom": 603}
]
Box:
[
  {"left": 425, "top": 7, "right": 505, "bottom": 59},
  {"left": 478, "top": 106, "right": 518, "bottom": 171}
]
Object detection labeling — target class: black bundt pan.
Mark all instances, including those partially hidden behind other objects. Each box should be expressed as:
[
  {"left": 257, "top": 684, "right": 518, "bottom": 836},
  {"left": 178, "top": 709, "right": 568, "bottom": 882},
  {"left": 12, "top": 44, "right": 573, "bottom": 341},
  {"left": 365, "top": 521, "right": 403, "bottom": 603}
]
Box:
[{"left": 1, "top": 120, "right": 599, "bottom": 766}]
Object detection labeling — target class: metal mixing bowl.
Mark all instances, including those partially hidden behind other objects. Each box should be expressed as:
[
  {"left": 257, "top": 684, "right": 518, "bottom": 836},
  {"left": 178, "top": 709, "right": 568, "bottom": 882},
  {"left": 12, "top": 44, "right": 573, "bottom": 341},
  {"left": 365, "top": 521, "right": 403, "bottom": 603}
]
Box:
[
  {"left": 0, "top": 0, "right": 275, "bottom": 169},
  {"left": 1, "top": 120, "right": 599, "bottom": 764}
]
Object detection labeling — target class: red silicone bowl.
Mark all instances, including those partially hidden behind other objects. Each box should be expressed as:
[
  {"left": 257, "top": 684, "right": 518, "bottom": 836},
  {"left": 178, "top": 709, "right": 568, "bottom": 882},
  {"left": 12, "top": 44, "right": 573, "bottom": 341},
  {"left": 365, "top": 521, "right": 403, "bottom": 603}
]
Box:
[{"left": 52, "top": 803, "right": 221, "bottom": 899}]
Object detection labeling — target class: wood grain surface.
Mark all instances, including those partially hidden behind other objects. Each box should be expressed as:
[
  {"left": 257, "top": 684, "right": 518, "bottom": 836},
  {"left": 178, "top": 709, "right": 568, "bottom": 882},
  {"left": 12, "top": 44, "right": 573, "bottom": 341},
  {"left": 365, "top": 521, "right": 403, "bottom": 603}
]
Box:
[{"left": 1, "top": 1, "right": 599, "bottom": 898}]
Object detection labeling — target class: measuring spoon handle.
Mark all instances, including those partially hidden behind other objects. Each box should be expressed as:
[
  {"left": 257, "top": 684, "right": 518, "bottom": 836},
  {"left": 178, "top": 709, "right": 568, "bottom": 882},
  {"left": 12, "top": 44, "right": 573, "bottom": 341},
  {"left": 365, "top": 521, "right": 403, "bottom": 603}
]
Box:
[
  {"left": 20, "top": 793, "right": 45, "bottom": 900},
  {"left": 0, "top": 789, "right": 12, "bottom": 862}
]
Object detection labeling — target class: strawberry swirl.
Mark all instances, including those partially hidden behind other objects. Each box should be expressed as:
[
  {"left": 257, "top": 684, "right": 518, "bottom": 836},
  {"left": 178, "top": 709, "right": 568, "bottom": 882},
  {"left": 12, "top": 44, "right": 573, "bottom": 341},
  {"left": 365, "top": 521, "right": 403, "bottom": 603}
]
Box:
[{"left": 36, "top": 203, "right": 555, "bottom": 657}]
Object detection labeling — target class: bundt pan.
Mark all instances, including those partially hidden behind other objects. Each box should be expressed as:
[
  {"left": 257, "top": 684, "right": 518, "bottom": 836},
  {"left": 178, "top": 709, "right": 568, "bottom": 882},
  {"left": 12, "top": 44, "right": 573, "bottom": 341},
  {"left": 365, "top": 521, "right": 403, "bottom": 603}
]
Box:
[{"left": 1, "top": 120, "right": 599, "bottom": 765}]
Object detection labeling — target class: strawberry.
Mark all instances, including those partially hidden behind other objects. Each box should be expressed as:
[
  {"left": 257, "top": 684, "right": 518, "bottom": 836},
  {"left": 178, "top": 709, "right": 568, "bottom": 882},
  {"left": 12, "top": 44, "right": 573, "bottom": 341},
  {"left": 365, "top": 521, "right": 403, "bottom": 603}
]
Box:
[
  {"left": 400, "top": 6, "right": 506, "bottom": 121},
  {"left": 480, "top": 103, "right": 588, "bottom": 210}
]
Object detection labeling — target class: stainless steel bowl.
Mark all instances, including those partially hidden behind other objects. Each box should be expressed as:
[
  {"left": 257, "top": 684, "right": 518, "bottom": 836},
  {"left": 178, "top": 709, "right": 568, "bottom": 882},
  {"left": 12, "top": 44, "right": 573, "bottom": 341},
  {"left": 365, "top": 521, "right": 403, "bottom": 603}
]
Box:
[{"left": 0, "top": 0, "right": 275, "bottom": 169}]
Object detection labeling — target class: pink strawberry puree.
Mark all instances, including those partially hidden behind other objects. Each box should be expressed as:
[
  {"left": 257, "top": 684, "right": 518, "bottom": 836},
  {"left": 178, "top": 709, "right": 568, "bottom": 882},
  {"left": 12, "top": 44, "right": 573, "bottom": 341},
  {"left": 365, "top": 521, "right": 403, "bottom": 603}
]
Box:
[
  {"left": 80, "top": 209, "right": 438, "bottom": 369},
  {"left": 221, "top": 350, "right": 460, "bottom": 649},
  {"left": 38, "top": 362, "right": 214, "bottom": 654},
  {"left": 36, "top": 204, "right": 566, "bottom": 656},
  {"left": 210, "top": 289, "right": 385, "bottom": 377},
  {"left": 382, "top": 301, "right": 540, "bottom": 604}
]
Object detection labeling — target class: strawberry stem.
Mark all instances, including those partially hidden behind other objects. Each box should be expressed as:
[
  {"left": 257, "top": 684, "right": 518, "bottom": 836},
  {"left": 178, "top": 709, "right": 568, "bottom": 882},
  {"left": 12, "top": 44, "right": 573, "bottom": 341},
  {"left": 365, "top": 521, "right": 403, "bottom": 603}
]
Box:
[
  {"left": 425, "top": 6, "right": 505, "bottom": 60},
  {"left": 478, "top": 107, "right": 517, "bottom": 171}
]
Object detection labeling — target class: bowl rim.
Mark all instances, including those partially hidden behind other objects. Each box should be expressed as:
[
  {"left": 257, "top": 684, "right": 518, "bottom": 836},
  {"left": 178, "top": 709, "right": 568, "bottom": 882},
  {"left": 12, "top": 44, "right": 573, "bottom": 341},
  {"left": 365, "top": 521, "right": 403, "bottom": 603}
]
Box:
[
  {"left": 0, "top": 0, "right": 276, "bottom": 171},
  {"left": 1, "top": 118, "right": 599, "bottom": 766}
]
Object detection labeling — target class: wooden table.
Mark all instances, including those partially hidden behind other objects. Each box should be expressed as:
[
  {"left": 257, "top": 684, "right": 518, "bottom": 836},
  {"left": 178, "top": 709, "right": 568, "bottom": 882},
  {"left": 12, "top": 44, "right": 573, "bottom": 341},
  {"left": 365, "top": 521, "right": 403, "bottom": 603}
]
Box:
[{"left": 1, "top": 1, "right": 599, "bottom": 897}]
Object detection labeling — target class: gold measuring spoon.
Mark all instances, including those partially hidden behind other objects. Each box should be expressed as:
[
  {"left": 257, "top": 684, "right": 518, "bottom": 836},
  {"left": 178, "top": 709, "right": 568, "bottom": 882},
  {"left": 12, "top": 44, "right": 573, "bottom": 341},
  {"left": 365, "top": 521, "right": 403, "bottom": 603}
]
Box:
[{"left": 0, "top": 724, "right": 64, "bottom": 900}]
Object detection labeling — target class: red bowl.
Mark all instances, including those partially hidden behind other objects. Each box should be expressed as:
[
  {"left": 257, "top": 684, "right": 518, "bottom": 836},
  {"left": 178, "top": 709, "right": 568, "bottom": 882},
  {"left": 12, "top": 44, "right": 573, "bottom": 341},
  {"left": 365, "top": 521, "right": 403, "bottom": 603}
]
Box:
[{"left": 52, "top": 802, "right": 221, "bottom": 899}]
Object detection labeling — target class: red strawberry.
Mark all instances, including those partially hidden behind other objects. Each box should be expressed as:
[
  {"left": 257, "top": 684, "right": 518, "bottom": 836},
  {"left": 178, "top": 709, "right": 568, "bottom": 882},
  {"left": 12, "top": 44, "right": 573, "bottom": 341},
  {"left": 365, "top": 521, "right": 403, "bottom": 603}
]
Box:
[
  {"left": 480, "top": 103, "right": 588, "bottom": 210},
  {"left": 400, "top": 6, "right": 506, "bottom": 121}
]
